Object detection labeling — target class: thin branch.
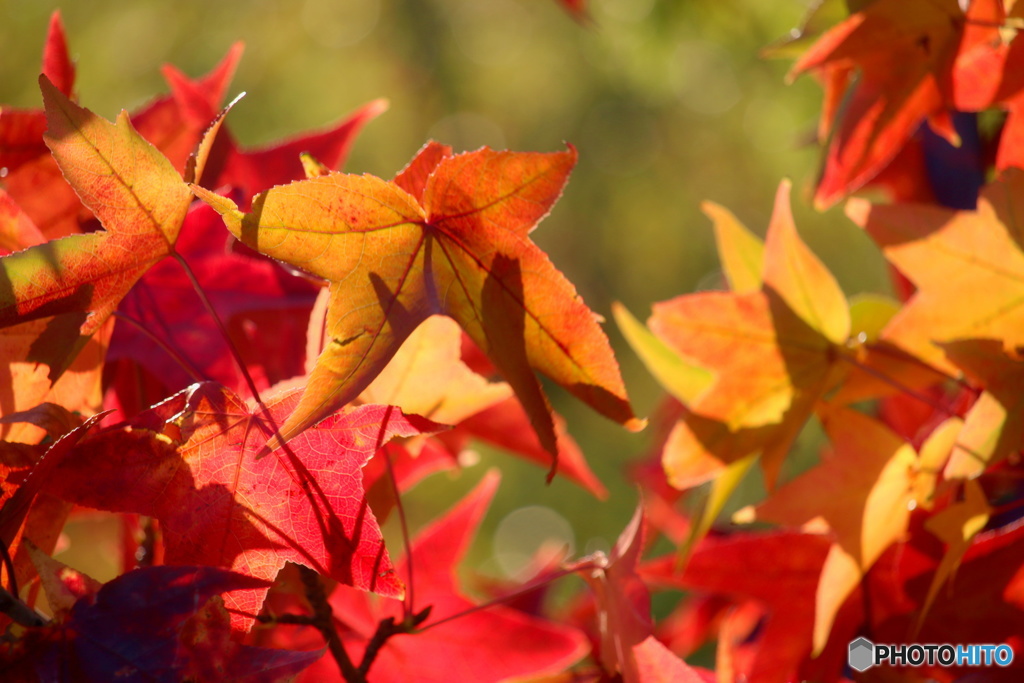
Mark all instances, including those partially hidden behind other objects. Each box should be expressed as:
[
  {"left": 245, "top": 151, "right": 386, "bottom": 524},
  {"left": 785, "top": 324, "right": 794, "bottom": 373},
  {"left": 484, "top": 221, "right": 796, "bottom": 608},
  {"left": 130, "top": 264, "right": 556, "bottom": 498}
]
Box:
[
  {"left": 357, "top": 607, "right": 431, "bottom": 677},
  {"left": 0, "top": 587, "right": 46, "bottom": 628},
  {"left": 414, "top": 562, "right": 601, "bottom": 634},
  {"left": 838, "top": 349, "right": 963, "bottom": 418},
  {"left": 297, "top": 565, "right": 364, "bottom": 683}
]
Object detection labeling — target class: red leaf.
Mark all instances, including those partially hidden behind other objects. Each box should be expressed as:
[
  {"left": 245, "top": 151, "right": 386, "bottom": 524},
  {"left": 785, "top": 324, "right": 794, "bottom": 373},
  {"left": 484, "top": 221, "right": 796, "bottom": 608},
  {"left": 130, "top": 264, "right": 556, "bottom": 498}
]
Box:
[
  {"left": 44, "top": 383, "right": 440, "bottom": 629},
  {"left": 303, "top": 472, "right": 589, "bottom": 682},
  {"left": 41, "top": 12, "right": 75, "bottom": 99},
  {"left": 792, "top": 0, "right": 1002, "bottom": 207},
  {"left": 568, "top": 503, "right": 652, "bottom": 681},
  {"left": 110, "top": 199, "right": 319, "bottom": 403},
  {"left": 197, "top": 99, "right": 388, "bottom": 202},
  {"left": 642, "top": 531, "right": 842, "bottom": 683},
  {"left": 633, "top": 635, "right": 713, "bottom": 683},
  {"left": 33, "top": 566, "right": 319, "bottom": 682}
]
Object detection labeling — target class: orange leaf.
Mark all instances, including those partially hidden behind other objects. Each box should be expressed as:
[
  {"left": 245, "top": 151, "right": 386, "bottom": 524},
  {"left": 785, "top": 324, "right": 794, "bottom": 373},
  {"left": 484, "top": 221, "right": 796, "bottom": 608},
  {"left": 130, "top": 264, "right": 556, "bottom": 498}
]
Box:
[
  {"left": 0, "top": 78, "right": 195, "bottom": 382},
  {"left": 43, "top": 383, "right": 440, "bottom": 630},
  {"left": 649, "top": 182, "right": 848, "bottom": 490},
  {"left": 735, "top": 408, "right": 928, "bottom": 653},
  {"left": 940, "top": 339, "right": 1024, "bottom": 478},
  {"left": 194, "top": 143, "right": 640, "bottom": 458},
  {"left": 916, "top": 478, "right": 991, "bottom": 633},
  {"left": 847, "top": 169, "right": 1024, "bottom": 374},
  {"left": 791, "top": 0, "right": 997, "bottom": 207}
]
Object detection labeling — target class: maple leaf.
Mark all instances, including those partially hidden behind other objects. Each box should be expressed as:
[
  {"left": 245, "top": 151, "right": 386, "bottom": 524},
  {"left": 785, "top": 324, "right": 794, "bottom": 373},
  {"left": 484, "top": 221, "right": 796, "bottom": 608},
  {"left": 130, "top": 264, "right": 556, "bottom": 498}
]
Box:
[
  {"left": 155, "top": 43, "right": 385, "bottom": 203},
  {"left": 0, "top": 317, "right": 112, "bottom": 444},
  {"left": 353, "top": 314, "right": 513, "bottom": 429},
  {"left": 294, "top": 471, "right": 589, "bottom": 682},
  {"left": 0, "top": 12, "right": 87, "bottom": 240},
  {"left": 130, "top": 42, "right": 244, "bottom": 175},
  {"left": 939, "top": 339, "right": 1024, "bottom": 478},
  {"left": 567, "top": 503, "right": 653, "bottom": 682},
  {"left": 193, "top": 141, "right": 641, "bottom": 457},
  {"left": 346, "top": 312, "right": 607, "bottom": 494},
  {"left": 0, "top": 78, "right": 195, "bottom": 387},
  {"left": 916, "top": 478, "right": 992, "bottom": 632},
  {"left": 734, "top": 407, "right": 950, "bottom": 654},
  {"left": 632, "top": 636, "right": 712, "bottom": 683},
  {"left": 862, "top": 515, "right": 1024, "bottom": 679},
  {"left": 641, "top": 531, "right": 835, "bottom": 683},
  {"left": 639, "top": 181, "right": 849, "bottom": 491},
  {"left": 0, "top": 413, "right": 106, "bottom": 593},
  {"left": 195, "top": 98, "right": 388, "bottom": 203},
  {"left": 42, "top": 383, "right": 440, "bottom": 629},
  {"left": 847, "top": 168, "right": 1024, "bottom": 374},
  {"left": 790, "top": 0, "right": 1002, "bottom": 207},
  {"left": 109, "top": 199, "right": 320, "bottom": 403},
  {"left": 0, "top": 189, "right": 46, "bottom": 254},
  {"left": 19, "top": 565, "right": 319, "bottom": 682},
  {"left": 25, "top": 542, "right": 102, "bottom": 616}
]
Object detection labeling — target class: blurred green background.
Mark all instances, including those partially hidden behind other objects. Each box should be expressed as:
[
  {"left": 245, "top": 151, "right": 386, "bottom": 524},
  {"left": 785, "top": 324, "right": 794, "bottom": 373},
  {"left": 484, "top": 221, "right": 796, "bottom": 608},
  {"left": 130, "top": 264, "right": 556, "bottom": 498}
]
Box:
[{"left": 1, "top": 0, "right": 892, "bottom": 586}]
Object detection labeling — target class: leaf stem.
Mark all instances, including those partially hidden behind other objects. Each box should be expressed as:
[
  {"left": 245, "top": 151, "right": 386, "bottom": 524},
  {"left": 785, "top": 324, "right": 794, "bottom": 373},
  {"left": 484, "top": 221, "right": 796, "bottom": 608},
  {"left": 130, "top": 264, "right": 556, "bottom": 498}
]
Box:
[
  {"left": 414, "top": 561, "right": 601, "bottom": 634},
  {"left": 297, "top": 565, "right": 364, "bottom": 683},
  {"left": 837, "top": 348, "right": 962, "bottom": 418}
]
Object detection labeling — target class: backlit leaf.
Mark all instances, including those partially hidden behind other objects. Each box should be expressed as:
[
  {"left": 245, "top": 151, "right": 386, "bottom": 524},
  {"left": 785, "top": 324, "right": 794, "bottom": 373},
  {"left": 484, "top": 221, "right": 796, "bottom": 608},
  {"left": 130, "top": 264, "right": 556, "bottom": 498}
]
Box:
[{"left": 194, "top": 144, "right": 640, "bottom": 459}]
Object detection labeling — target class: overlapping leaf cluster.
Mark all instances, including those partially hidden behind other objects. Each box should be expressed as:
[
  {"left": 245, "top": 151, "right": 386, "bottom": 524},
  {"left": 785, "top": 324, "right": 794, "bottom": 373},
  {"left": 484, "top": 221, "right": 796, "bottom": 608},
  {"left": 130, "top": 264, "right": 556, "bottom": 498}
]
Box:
[
  {"left": 618, "top": 1, "right": 1024, "bottom": 680},
  {"left": 0, "top": 12, "right": 655, "bottom": 683},
  {"left": 1, "top": 3, "right": 1022, "bottom": 682}
]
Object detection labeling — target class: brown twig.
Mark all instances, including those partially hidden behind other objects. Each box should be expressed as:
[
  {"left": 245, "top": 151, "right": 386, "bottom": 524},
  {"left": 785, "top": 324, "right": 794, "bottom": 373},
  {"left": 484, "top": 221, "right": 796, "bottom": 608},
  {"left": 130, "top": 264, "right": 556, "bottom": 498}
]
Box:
[
  {"left": 297, "top": 565, "right": 364, "bottom": 683},
  {"left": 357, "top": 607, "right": 432, "bottom": 677}
]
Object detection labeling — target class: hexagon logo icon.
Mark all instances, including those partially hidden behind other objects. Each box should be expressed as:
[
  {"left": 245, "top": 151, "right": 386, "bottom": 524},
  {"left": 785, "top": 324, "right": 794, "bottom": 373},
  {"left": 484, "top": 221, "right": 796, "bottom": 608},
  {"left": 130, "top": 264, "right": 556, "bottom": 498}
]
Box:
[{"left": 848, "top": 637, "right": 874, "bottom": 672}]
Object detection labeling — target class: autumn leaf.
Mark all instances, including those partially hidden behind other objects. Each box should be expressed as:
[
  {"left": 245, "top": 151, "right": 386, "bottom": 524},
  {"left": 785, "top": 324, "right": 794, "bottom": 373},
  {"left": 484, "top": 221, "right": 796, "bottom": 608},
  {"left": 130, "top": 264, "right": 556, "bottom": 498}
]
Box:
[
  {"left": 847, "top": 169, "right": 1024, "bottom": 374},
  {"left": 916, "top": 478, "right": 992, "bottom": 632},
  {"left": 641, "top": 531, "right": 833, "bottom": 683},
  {"left": 193, "top": 141, "right": 640, "bottom": 458},
  {"left": 354, "top": 314, "right": 512, "bottom": 430},
  {"left": 195, "top": 98, "right": 388, "bottom": 203},
  {"left": 644, "top": 180, "right": 848, "bottom": 491},
  {"left": 0, "top": 12, "right": 83, "bottom": 239},
  {"left": 26, "top": 566, "right": 319, "bottom": 682},
  {"left": 790, "top": 0, "right": 1001, "bottom": 207},
  {"left": 109, "top": 199, "right": 320, "bottom": 403},
  {"left": 939, "top": 339, "right": 1024, "bottom": 479},
  {"left": 0, "top": 412, "right": 106, "bottom": 592},
  {"left": 0, "top": 77, "right": 193, "bottom": 384},
  {"left": 703, "top": 199, "right": 764, "bottom": 294},
  {"left": 570, "top": 503, "right": 652, "bottom": 683},
  {"left": 303, "top": 471, "right": 589, "bottom": 682},
  {"left": 131, "top": 42, "right": 244, "bottom": 175},
  {"left": 0, "top": 189, "right": 46, "bottom": 254},
  {"left": 734, "top": 407, "right": 941, "bottom": 654},
  {"left": 315, "top": 307, "right": 607, "bottom": 495},
  {"left": 632, "top": 636, "right": 711, "bottom": 683},
  {"left": 42, "top": 383, "right": 441, "bottom": 629},
  {"left": 862, "top": 515, "right": 1024, "bottom": 679},
  {"left": 453, "top": 396, "right": 608, "bottom": 497}
]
